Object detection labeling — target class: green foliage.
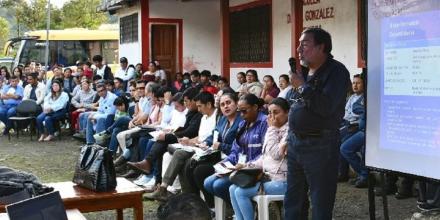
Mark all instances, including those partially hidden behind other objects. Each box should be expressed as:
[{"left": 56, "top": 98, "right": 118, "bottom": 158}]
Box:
[
  {"left": 0, "top": 0, "right": 110, "bottom": 33},
  {"left": 0, "top": 17, "right": 9, "bottom": 47},
  {"left": 62, "top": 0, "right": 108, "bottom": 29}
]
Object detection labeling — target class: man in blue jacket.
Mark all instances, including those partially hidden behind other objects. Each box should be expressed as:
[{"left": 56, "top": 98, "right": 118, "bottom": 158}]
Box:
[{"left": 285, "top": 28, "right": 351, "bottom": 220}]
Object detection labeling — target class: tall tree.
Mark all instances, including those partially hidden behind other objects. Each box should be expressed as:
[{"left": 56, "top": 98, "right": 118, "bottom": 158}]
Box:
[
  {"left": 0, "top": 0, "right": 63, "bottom": 34},
  {"left": 0, "top": 17, "right": 10, "bottom": 50},
  {"left": 62, "top": 0, "right": 108, "bottom": 29}
]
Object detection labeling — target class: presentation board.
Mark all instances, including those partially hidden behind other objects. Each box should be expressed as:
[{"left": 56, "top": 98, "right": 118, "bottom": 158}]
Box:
[{"left": 366, "top": 0, "right": 440, "bottom": 180}]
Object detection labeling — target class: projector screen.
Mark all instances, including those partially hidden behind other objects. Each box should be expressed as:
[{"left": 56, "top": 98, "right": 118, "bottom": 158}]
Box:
[{"left": 366, "top": 0, "right": 440, "bottom": 180}]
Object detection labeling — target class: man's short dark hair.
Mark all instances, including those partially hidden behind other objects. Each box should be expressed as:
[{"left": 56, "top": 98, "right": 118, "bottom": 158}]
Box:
[
  {"left": 302, "top": 27, "right": 332, "bottom": 55},
  {"left": 210, "top": 75, "right": 219, "bottom": 82},
  {"left": 200, "top": 70, "right": 211, "bottom": 77},
  {"left": 96, "top": 83, "right": 106, "bottom": 90},
  {"left": 120, "top": 57, "right": 128, "bottom": 63},
  {"left": 29, "top": 72, "right": 38, "bottom": 79},
  {"left": 157, "top": 193, "right": 211, "bottom": 220},
  {"left": 92, "top": 55, "right": 103, "bottom": 62},
  {"left": 9, "top": 75, "right": 18, "bottom": 80},
  {"left": 194, "top": 91, "right": 214, "bottom": 106},
  {"left": 171, "top": 92, "right": 184, "bottom": 105},
  {"left": 190, "top": 70, "right": 200, "bottom": 77},
  {"left": 182, "top": 87, "right": 199, "bottom": 101},
  {"left": 105, "top": 79, "right": 114, "bottom": 86},
  {"left": 114, "top": 77, "right": 123, "bottom": 83}
]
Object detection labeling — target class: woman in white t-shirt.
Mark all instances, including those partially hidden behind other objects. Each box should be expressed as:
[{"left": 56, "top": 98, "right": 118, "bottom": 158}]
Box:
[
  {"left": 277, "top": 74, "right": 292, "bottom": 99},
  {"left": 141, "top": 61, "right": 158, "bottom": 82}
]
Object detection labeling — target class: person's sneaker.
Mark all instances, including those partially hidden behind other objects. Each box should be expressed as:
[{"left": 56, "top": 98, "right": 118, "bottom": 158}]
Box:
[
  {"left": 133, "top": 174, "right": 153, "bottom": 186},
  {"left": 354, "top": 178, "right": 368, "bottom": 188},
  {"left": 93, "top": 131, "right": 110, "bottom": 144},
  {"left": 167, "top": 185, "right": 181, "bottom": 194},
  {"left": 142, "top": 176, "right": 157, "bottom": 192},
  {"left": 417, "top": 203, "right": 440, "bottom": 211},
  {"left": 113, "top": 155, "right": 128, "bottom": 167}
]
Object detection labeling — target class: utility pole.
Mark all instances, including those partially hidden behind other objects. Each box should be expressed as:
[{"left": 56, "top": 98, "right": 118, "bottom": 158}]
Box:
[{"left": 44, "top": 0, "right": 50, "bottom": 76}]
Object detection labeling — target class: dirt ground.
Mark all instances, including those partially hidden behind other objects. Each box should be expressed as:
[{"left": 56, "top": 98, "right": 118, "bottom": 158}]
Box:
[{"left": 0, "top": 133, "right": 435, "bottom": 220}]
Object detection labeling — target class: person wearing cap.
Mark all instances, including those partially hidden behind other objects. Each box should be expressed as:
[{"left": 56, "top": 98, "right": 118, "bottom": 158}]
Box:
[
  {"left": 115, "top": 57, "right": 136, "bottom": 90},
  {"left": 93, "top": 55, "right": 114, "bottom": 80},
  {"left": 77, "top": 82, "right": 117, "bottom": 145}
]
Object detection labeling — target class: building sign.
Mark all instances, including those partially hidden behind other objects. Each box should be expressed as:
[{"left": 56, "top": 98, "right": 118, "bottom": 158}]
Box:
[{"left": 303, "top": 0, "right": 335, "bottom": 22}]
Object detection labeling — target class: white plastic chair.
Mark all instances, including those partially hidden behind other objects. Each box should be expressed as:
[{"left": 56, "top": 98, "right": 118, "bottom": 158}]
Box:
[
  {"left": 214, "top": 196, "right": 226, "bottom": 220},
  {"left": 252, "top": 195, "right": 284, "bottom": 220}
]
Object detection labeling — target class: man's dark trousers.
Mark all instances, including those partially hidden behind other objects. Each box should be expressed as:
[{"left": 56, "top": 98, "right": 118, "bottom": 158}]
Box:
[{"left": 284, "top": 130, "right": 340, "bottom": 220}]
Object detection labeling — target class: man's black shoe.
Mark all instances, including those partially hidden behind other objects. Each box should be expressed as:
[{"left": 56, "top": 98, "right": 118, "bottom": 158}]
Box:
[
  {"left": 417, "top": 203, "right": 440, "bottom": 211},
  {"left": 121, "top": 169, "right": 141, "bottom": 179}
]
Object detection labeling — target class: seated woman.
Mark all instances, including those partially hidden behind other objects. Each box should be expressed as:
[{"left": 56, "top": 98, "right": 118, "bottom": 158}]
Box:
[
  {"left": 37, "top": 80, "right": 69, "bottom": 141},
  {"left": 189, "top": 92, "right": 242, "bottom": 208},
  {"left": 229, "top": 98, "right": 289, "bottom": 220},
  {"left": 260, "top": 75, "right": 280, "bottom": 105},
  {"left": 142, "top": 61, "right": 158, "bottom": 82},
  {"left": 70, "top": 78, "right": 96, "bottom": 132},
  {"left": 277, "top": 74, "right": 292, "bottom": 99},
  {"left": 238, "top": 70, "right": 263, "bottom": 98},
  {"left": 204, "top": 94, "right": 267, "bottom": 204}
]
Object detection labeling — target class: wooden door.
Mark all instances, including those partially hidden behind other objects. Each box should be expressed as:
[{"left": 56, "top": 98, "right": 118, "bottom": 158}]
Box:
[{"left": 151, "top": 24, "right": 177, "bottom": 81}]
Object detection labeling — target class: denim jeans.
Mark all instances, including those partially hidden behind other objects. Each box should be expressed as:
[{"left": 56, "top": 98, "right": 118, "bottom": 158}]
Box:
[
  {"left": 86, "top": 115, "right": 108, "bottom": 144},
  {"left": 338, "top": 127, "right": 357, "bottom": 178},
  {"left": 284, "top": 130, "right": 340, "bottom": 220},
  {"left": 340, "top": 131, "right": 368, "bottom": 180},
  {"left": 78, "top": 112, "right": 91, "bottom": 132},
  {"left": 107, "top": 116, "right": 131, "bottom": 152},
  {"left": 36, "top": 109, "right": 67, "bottom": 135},
  {"left": 204, "top": 174, "right": 233, "bottom": 203},
  {"left": 0, "top": 105, "right": 17, "bottom": 133},
  {"left": 230, "top": 181, "right": 287, "bottom": 220}
]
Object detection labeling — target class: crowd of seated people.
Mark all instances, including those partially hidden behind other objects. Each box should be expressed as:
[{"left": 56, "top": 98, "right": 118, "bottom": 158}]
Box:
[{"left": 3, "top": 56, "right": 433, "bottom": 217}]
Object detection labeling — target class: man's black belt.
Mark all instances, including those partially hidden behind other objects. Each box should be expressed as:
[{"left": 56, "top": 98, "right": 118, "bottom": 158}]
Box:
[{"left": 293, "top": 129, "right": 336, "bottom": 139}]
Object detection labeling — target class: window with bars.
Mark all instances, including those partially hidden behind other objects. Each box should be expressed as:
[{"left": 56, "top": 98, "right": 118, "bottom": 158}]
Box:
[
  {"left": 229, "top": 4, "right": 271, "bottom": 63},
  {"left": 120, "top": 13, "right": 138, "bottom": 44}
]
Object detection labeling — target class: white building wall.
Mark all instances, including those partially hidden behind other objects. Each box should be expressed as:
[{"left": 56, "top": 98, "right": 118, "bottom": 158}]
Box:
[
  {"left": 303, "top": 0, "right": 361, "bottom": 76},
  {"left": 116, "top": 3, "right": 142, "bottom": 65},
  {"left": 229, "top": 0, "right": 293, "bottom": 90},
  {"left": 149, "top": 0, "right": 222, "bottom": 74}
]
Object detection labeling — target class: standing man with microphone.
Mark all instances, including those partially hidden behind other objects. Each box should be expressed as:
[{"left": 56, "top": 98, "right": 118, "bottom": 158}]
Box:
[{"left": 284, "top": 28, "right": 351, "bottom": 220}]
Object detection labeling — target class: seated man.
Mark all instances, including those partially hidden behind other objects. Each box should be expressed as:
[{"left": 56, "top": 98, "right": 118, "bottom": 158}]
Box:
[
  {"left": 0, "top": 76, "right": 24, "bottom": 134},
  {"left": 113, "top": 77, "right": 125, "bottom": 96},
  {"left": 23, "top": 72, "right": 46, "bottom": 110},
  {"left": 144, "top": 91, "right": 218, "bottom": 201},
  {"left": 95, "top": 80, "right": 151, "bottom": 155},
  {"left": 127, "top": 87, "right": 203, "bottom": 185},
  {"left": 338, "top": 74, "right": 364, "bottom": 182},
  {"left": 78, "top": 83, "right": 117, "bottom": 144},
  {"left": 130, "top": 91, "right": 188, "bottom": 188}
]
